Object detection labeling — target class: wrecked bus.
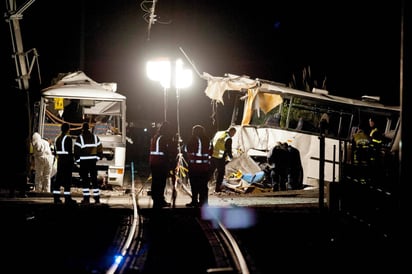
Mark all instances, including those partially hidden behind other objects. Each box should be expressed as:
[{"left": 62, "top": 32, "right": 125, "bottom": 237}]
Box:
[
  {"left": 203, "top": 73, "right": 400, "bottom": 188},
  {"left": 33, "top": 71, "right": 127, "bottom": 187}
]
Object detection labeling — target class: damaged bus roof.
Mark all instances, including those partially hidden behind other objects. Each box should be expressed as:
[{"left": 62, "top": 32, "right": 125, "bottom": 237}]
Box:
[{"left": 41, "top": 71, "right": 126, "bottom": 101}]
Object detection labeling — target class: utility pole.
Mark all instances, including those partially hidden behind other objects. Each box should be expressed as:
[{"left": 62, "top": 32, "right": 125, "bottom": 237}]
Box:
[
  {"left": 4, "top": 0, "right": 41, "bottom": 195},
  {"left": 5, "top": 0, "right": 41, "bottom": 131},
  {"left": 5, "top": 0, "right": 40, "bottom": 90}
]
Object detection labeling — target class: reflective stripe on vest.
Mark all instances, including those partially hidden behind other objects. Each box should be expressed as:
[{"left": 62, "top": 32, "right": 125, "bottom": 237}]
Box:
[
  {"left": 370, "top": 128, "right": 382, "bottom": 144},
  {"left": 150, "top": 136, "right": 165, "bottom": 156},
  {"left": 55, "top": 135, "right": 69, "bottom": 155},
  {"left": 184, "top": 137, "right": 210, "bottom": 164},
  {"left": 77, "top": 134, "right": 100, "bottom": 148},
  {"left": 75, "top": 134, "right": 100, "bottom": 161}
]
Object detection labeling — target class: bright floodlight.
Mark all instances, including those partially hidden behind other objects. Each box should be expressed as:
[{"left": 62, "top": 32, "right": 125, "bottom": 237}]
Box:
[
  {"left": 146, "top": 59, "right": 171, "bottom": 89},
  {"left": 175, "top": 59, "right": 193, "bottom": 89}
]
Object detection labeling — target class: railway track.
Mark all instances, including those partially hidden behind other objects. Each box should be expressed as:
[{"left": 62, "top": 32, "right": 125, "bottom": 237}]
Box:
[
  {"left": 110, "top": 207, "right": 250, "bottom": 274},
  {"left": 0, "top": 172, "right": 403, "bottom": 274},
  {"left": 107, "top": 180, "right": 251, "bottom": 274}
]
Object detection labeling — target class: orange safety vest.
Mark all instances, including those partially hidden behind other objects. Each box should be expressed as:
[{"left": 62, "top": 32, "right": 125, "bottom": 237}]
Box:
[
  {"left": 149, "top": 134, "right": 174, "bottom": 168},
  {"left": 184, "top": 137, "right": 212, "bottom": 174}
]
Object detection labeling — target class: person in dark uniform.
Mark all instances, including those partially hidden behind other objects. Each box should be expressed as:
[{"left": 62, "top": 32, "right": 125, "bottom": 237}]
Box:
[
  {"left": 149, "top": 121, "right": 177, "bottom": 208},
  {"left": 286, "top": 143, "right": 304, "bottom": 190},
  {"left": 210, "top": 127, "right": 236, "bottom": 193},
  {"left": 53, "top": 123, "right": 77, "bottom": 205},
  {"left": 268, "top": 141, "right": 304, "bottom": 191},
  {"left": 268, "top": 142, "right": 290, "bottom": 191},
  {"left": 183, "top": 125, "right": 213, "bottom": 207},
  {"left": 74, "top": 122, "right": 103, "bottom": 204}
]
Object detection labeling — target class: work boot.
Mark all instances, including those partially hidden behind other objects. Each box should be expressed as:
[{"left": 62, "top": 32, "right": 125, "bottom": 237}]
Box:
[
  {"left": 153, "top": 200, "right": 171, "bottom": 208},
  {"left": 161, "top": 200, "right": 171, "bottom": 207},
  {"left": 65, "top": 196, "right": 77, "bottom": 205},
  {"left": 94, "top": 196, "right": 100, "bottom": 204},
  {"left": 54, "top": 195, "right": 62, "bottom": 204},
  {"left": 186, "top": 201, "right": 199, "bottom": 208},
  {"left": 81, "top": 197, "right": 90, "bottom": 205}
]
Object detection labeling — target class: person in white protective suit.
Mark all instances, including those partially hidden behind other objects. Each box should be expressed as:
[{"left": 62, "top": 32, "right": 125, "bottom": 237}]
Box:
[{"left": 31, "top": 132, "right": 54, "bottom": 192}]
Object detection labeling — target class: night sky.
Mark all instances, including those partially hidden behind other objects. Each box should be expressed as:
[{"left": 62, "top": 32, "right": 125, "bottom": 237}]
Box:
[{"left": 1, "top": 0, "right": 404, "bottom": 140}]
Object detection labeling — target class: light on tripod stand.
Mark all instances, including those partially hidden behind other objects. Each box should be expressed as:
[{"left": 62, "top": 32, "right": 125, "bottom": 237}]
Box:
[
  {"left": 146, "top": 58, "right": 193, "bottom": 131},
  {"left": 146, "top": 57, "right": 193, "bottom": 207}
]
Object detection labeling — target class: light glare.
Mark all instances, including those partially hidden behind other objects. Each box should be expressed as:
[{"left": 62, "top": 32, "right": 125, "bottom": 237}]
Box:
[
  {"left": 146, "top": 59, "right": 171, "bottom": 88},
  {"left": 175, "top": 59, "right": 193, "bottom": 88}
]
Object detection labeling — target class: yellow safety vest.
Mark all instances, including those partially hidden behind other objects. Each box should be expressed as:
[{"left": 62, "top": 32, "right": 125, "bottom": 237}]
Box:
[{"left": 212, "top": 131, "right": 229, "bottom": 159}]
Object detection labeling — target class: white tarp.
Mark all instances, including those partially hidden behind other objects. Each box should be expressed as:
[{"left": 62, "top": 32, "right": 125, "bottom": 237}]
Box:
[{"left": 203, "top": 72, "right": 258, "bottom": 104}]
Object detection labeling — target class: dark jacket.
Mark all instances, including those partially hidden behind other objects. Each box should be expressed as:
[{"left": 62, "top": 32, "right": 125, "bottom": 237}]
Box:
[{"left": 74, "top": 129, "right": 103, "bottom": 162}]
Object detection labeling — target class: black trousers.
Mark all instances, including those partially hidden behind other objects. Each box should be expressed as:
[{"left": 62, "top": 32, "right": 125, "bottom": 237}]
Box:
[
  {"left": 150, "top": 166, "right": 169, "bottom": 207},
  {"left": 52, "top": 156, "right": 73, "bottom": 192},
  {"left": 210, "top": 157, "right": 226, "bottom": 192},
  {"left": 188, "top": 173, "right": 209, "bottom": 205},
  {"left": 79, "top": 159, "right": 98, "bottom": 189}
]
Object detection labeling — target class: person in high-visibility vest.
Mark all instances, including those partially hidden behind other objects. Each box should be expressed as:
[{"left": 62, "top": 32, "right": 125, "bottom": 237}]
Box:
[
  {"left": 183, "top": 125, "right": 213, "bottom": 207},
  {"left": 149, "top": 121, "right": 177, "bottom": 208},
  {"left": 53, "top": 122, "right": 77, "bottom": 205},
  {"left": 210, "top": 127, "right": 236, "bottom": 192},
  {"left": 352, "top": 127, "right": 371, "bottom": 166},
  {"left": 367, "top": 117, "right": 383, "bottom": 163},
  {"left": 74, "top": 122, "right": 103, "bottom": 204},
  {"left": 368, "top": 117, "right": 382, "bottom": 143}
]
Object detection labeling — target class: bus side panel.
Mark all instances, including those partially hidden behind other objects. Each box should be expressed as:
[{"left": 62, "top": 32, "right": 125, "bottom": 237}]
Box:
[
  {"left": 304, "top": 136, "right": 340, "bottom": 183},
  {"left": 97, "top": 135, "right": 126, "bottom": 187},
  {"left": 108, "top": 146, "right": 125, "bottom": 186}
]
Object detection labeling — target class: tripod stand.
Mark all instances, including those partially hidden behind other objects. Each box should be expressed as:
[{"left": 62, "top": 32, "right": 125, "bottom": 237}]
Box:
[{"left": 171, "top": 87, "right": 190, "bottom": 207}]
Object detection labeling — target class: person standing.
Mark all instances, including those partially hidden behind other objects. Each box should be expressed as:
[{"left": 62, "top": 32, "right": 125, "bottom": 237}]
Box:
[
  {"left": 53, "top": 123, "right": 76, "bottom": 205},
  {"left": 352, "top": 128, "right": 371, "bottom": 166},
  {"left": 183, "top": 125, "right": 213, "bottom": 207},
  {"left": 210, "top": 127, "right": 236, "bottom": 193},
  {"left": 149, "top": 121, "right": 176, "bottom": 208},
  {"left": 31, "top": 132, "right": 53, "bottom": 193},
  {"left": 318, "top": 113, "right": 330, "bottom": 135},
  {"left": 268, "top": 142, "right": 290, "bottom": 191},
  {"left": 368, "top": 117, "right": 383, "bottom": 145},
  {"left": 74, "top": 122, "right": 103, "bottom": 204},
  {"left": 367, "top": 117, "right": 383, "bottom": 163}
]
